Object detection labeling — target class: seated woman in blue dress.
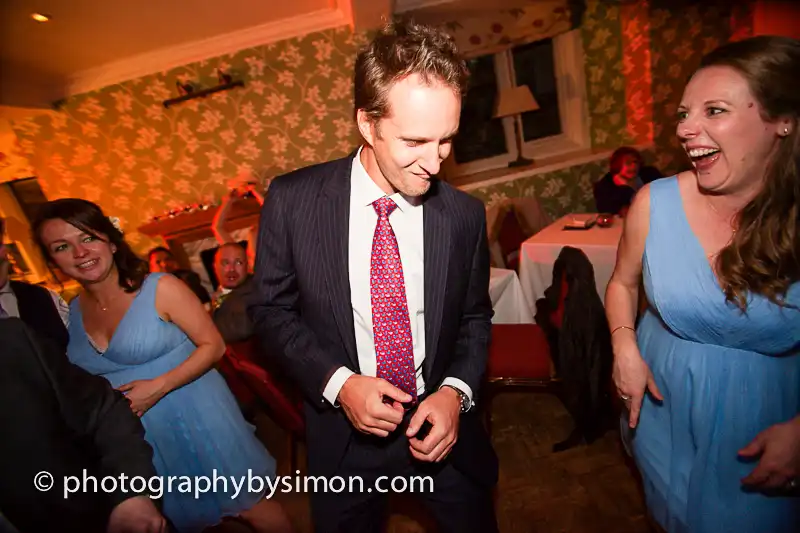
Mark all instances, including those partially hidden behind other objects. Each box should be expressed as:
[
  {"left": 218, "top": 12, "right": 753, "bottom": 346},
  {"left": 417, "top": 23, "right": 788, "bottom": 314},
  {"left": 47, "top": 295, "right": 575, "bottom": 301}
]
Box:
[
  {"left": 593, "top": 146, "right": 662, "bottom": 216},
  {"left": 33, "top": 199, "right": 293, "bottom": 533},
  {"left": 606, "top": 36, "right": 800, "bottom": 533}
]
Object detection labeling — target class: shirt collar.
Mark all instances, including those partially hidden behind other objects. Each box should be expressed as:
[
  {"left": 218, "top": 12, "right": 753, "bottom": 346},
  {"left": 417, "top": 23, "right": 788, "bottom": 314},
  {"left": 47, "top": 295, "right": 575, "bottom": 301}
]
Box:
[
  {"left": 0, "top": 280, "right": 11, "bottom": 295},
  {"left": 351, "top": 146, "right": 418, "bottom": 213}
]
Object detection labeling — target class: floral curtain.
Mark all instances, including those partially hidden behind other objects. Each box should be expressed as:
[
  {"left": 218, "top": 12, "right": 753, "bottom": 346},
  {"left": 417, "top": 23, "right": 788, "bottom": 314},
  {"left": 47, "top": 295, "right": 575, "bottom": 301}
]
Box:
[{"left": 440, "top": 0, "right": 581, "bottom": 58}]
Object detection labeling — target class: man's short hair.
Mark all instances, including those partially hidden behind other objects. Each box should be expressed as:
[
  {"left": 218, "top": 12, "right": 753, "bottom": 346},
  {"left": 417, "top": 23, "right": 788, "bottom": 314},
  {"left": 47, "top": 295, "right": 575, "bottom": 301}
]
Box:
[
  {"left": 213, "top": 242, "right": 247, "bottom": 262},
  {"left": 147, "top": 246, "right": 172, "bottom": 260},
  {"left": 353, "top": 18, "right": 469, "bottom": 123}
]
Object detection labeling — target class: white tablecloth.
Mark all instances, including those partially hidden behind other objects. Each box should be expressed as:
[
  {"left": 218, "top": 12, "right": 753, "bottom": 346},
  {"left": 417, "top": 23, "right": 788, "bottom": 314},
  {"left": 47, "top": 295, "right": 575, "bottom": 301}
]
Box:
[
  {"left": 489, "top": 268, "right": 533, "bottom": 324},
  {"left": 518, "top": 214, "right": 623, "bottom": 314}
]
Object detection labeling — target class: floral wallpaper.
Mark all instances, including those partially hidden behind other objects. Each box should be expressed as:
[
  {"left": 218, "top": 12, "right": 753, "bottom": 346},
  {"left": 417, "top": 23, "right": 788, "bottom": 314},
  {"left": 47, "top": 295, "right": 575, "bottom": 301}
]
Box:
[
  {"left": 10, "top": 1, "right": 754, "bottom": 255},
  {"left": 468, "top": 159, "right": 605, "bottom": 216},
  {"left": 581, "top": 0, "right": 628, "bottom": 150},
  {"left": 621, "top": 0, "right": 654, "bottom": 146},
  {"left": 648, "top": 0, "right": 746, "bottom": 175},
  {"left": 11, "top": 26, "right": 368, "bottom": 253},
  {"left": 0, "top": 119, "right": 35, "bottom": 183}
]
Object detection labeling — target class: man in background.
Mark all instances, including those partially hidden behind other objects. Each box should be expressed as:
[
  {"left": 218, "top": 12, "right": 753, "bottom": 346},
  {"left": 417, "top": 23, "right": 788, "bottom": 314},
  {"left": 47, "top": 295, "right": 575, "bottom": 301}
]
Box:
[
  {"left": 0, "top": 317, "right": 167, "bottom": 533},
  {"left": 0, "top": 216, "right": 69, "bottom": 351},
  {"left": 211, "top": 242, "right": 255, "bottom": 344}
]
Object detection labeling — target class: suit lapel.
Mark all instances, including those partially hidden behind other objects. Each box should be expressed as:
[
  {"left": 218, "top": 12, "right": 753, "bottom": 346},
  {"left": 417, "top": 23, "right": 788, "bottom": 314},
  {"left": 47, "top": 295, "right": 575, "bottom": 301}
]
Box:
[
  {"left": 317, "top": 157, "right": 359, "bottom": 369},
  {"left": 423, "top": 184, "right": 451, "bottom": 378}
]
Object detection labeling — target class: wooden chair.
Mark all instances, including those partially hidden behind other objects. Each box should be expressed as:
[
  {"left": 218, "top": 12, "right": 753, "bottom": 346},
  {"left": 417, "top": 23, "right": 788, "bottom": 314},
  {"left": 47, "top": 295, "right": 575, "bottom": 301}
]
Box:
[{"left": 486, "top": 196, "right": 552, "bottom": 270}]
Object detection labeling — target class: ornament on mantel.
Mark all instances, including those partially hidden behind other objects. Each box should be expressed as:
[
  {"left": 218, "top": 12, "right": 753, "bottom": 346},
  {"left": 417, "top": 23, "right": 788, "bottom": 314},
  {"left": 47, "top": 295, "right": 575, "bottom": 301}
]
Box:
[
  {"left": 150, "top": 201, "right": 214, "bottom": 222},
  {"left": 148, "top": 170, "right": 266, "bottom": 223}
]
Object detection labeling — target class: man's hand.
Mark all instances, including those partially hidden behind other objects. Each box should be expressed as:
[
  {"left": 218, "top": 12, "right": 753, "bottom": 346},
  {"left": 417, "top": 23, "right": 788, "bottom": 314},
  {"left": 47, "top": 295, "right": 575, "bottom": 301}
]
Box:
[
  {"left": 406, "top": 387, "right": 461, "bottom": 462},
  {"left": 739, "top": 416, "right": 800, "bottom": 492},
  {"left": 107, "top": 496, "right": 166, "bottom": 533},
  {"left": 338, "top": 375, "right": 411, "bottom": 437}
]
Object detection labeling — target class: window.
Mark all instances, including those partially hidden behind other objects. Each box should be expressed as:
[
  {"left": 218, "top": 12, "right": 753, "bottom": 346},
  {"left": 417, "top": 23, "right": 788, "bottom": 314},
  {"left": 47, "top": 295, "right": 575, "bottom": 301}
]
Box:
[
  {"left": 445, "top": 30, "right": 590, "bottom": 179},
  {"left": 7, "top": 178, "right": 48, "bottom": 222}
]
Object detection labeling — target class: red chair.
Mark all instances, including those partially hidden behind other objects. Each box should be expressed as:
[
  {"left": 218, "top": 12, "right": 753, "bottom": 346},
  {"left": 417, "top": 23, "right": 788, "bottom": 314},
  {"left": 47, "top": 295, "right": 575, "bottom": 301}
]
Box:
[
  {"left": 483, "top": 324, "right": 560, "bottom": 435},
  {"left": 227, "top": 355, "right": 306, "bottom": 472},
  {"left": 217, "top": 352, "right": 257, "bottom": 409},
  {"left": 482, "top": 273, "right": 568, "bottom": 437},
  {"left": 226, "top": 338, "right": 264, "bottom": 365}
]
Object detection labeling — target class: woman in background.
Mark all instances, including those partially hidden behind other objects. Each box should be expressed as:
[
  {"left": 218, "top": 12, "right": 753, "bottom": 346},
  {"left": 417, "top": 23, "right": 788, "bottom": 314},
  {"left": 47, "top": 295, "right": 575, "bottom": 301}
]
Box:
[
  {"left": 606, "top": 37, "right": 800, "bottom": 532},
  {"left": 593, "top": 146, "right": 662, "bottom": 216},
  {"left": 33, "top": 199, "right": 292, "bottom": 533}
]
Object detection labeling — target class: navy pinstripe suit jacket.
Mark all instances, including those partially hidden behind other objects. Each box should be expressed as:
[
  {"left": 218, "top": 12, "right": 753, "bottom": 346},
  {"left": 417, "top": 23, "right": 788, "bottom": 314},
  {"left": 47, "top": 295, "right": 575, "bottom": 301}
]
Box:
[{"left": 248, "top": 152, "right": 498, "bottom": 487}]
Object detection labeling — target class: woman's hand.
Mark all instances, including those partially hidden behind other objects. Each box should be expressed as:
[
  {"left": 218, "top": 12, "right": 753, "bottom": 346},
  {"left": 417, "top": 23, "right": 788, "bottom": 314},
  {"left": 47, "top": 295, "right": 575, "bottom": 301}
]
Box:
[
  {"left": 612, "top": 329, "right": 663, "bottom": 428},
  {"left": 118, "top": 377, "right": 169, "bottom": 417},
  {"left": 739, "top": 416, "right": 800, "bottom": 493}
]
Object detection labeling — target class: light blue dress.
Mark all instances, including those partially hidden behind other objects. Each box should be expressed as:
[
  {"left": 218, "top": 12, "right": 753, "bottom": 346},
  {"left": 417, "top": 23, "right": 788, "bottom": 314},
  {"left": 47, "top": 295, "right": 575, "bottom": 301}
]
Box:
[
  {"left": 67, "top": 273, "right": 276, "bottom": 532},
  {"left": 632, "top": 177, "right": 800, "bottom": 532}
]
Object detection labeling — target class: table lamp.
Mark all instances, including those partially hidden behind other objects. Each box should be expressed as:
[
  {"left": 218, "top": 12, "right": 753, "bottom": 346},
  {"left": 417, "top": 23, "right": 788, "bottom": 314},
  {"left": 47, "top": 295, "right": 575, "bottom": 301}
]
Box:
[{"left": 493, "top": 85, "right": 539, "bottom": 168}]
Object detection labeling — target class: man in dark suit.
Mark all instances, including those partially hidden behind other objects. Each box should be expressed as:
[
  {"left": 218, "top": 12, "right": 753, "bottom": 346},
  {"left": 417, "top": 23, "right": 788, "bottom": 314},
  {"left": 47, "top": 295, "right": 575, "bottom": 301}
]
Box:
[
  {"left": 0, "top": 318, "right": 167, "bottom": 533},
  {"left": 0, "top": 217, "right": 69, "bottom": 352},
  {"left": 211, "top": 242, "right": 256, "bottom": 344},
  {"left": 248, "top": 19, "right": 498, "bottom": 533}
]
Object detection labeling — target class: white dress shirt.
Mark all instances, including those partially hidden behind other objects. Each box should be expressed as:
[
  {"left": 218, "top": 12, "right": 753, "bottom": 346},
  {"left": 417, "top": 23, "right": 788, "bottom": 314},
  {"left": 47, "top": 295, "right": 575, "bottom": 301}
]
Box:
[
  {"left": 322, "top": 147, "right": 473, "bottom": 406},
  {"left": 0, "top": 280, "right": 70, "bottom": 327}
]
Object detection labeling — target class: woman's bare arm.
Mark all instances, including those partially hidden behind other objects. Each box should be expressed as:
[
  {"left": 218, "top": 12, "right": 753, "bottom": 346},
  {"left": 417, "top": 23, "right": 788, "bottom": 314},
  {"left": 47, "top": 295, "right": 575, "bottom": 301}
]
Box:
[
  {"left": 154, "top": 275, "right": 225, "bottom": 391},
  {"left": 212, "top": 192, "right": 236, "bottom": 244},
  {"left": 606, "top": 184, "right": 662, "bottom": 427},
  {"left": 606, "top": 185, "right": 650, "bottom": 333}
]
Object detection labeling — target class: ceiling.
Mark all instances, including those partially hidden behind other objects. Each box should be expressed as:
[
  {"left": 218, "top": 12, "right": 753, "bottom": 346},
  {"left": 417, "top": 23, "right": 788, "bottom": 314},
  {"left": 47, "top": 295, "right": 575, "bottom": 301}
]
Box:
[
  {"left": 0, "top": 0, "right": 356, "bottom": 107},
  {"left": 2, "top": 0, "right": 336, "bottom": 78},
  {"left": 0, "top": 0, "right": 534, "bottom": 110}
]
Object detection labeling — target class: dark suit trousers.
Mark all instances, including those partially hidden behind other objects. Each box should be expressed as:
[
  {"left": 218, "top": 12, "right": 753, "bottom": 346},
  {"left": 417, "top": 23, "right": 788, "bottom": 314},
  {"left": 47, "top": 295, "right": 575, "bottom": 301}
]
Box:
[{"left": 310, "top": 410, "right": 497, "bottom": 533}]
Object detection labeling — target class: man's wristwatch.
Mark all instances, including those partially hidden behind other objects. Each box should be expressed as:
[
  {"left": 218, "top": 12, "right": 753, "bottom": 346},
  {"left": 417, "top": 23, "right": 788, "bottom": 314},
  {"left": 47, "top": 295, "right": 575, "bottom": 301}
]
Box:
[{"left": 442, "top": 385, "right": 471, "bottom": 414}]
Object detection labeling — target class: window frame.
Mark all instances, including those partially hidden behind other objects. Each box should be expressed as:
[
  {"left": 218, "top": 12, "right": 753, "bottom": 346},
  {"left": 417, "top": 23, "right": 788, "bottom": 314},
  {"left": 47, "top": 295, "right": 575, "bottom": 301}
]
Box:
[{"left": 444, "top": 29, "right": 590, "bottom": 178}]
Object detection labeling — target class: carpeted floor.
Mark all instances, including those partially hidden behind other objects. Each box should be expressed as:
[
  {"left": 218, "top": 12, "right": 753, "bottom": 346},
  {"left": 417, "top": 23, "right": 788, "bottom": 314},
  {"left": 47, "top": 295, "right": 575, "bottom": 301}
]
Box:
[{"left": 215, "top": 391, "right": 652, "bottom": 533}]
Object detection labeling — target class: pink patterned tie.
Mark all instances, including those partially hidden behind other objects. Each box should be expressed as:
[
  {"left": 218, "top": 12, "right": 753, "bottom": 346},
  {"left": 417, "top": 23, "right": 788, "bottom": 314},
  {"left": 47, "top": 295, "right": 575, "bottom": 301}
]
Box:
[{"left": 370, "top": 197, "right": 417, "bottom": 401}]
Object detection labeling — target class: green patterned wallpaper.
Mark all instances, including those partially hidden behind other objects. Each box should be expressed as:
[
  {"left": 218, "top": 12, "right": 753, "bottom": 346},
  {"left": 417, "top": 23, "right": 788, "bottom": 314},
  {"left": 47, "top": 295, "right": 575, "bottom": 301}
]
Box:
[
  {"left": 467, "top": 159, "right": 605, "bottom": 216},
  {"left": 10, "top": 2, "right": 752, "bottom": 253},
  {"left": 649, "top": 0, "right": 739, "bottom": 175},
  {"left": 581, "top": 0, "right": 628, "bottom": 150},
  {"left": 11, "top": 26, "right": 368, "bottom": 252}
]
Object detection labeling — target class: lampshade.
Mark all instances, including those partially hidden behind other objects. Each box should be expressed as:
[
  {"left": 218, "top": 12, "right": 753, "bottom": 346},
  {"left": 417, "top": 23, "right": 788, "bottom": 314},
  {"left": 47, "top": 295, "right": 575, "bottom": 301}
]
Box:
[{"left": 493, "top": 85, "right": 539, "bottom": 119}]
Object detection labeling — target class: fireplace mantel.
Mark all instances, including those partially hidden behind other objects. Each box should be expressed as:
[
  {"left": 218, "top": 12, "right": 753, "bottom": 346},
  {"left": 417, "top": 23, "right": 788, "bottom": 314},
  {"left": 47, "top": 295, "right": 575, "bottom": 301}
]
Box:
[{"left": 137, "top": 197, "right": 261, "bottom": 268}]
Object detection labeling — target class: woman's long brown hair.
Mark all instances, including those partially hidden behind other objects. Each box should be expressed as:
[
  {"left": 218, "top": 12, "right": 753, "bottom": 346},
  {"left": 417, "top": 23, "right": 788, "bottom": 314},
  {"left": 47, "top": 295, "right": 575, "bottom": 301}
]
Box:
[{"left": 699, "top": 36, "right": 800, "bottom": 310}]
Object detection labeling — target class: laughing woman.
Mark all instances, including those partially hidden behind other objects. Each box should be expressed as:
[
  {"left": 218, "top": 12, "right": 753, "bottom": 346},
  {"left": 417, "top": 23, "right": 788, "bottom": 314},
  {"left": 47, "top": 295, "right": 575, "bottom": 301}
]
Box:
[
  {"left": 33, "top": 199, "right": 292, "bottom": 533},
  {"left": 606, "top": 37, "right": 800, "bottom": 532}
]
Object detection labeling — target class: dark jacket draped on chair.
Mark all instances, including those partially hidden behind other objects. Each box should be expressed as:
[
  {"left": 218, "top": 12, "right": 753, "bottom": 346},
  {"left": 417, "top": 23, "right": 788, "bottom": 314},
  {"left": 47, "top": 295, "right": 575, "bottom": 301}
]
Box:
[{"left": 535, "top": 246, "right": 614, "bottom": 444}]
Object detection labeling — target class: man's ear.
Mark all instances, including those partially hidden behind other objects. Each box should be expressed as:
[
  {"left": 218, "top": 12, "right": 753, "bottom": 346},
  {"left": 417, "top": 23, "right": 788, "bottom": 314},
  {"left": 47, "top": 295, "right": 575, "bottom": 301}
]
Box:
[{"left": 356, "top": 109, "right": 377, "bottom": 146}]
